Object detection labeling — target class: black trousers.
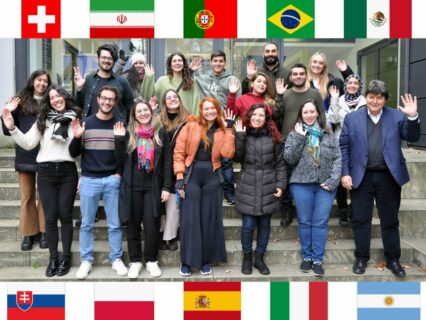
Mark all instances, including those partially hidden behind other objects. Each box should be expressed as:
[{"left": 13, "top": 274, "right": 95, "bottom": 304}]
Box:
[
  {"left": 37, "top": 161, "right": 78, "bottom": 262},
  {"left": 127, "top": 190, "right": 160, "bottom": 263},
  {"left": 350, "top": 170, "right": 401, "bottom": 262}
]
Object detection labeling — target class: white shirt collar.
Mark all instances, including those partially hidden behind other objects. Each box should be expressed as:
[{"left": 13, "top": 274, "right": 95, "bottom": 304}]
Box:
[{"left": 367, "top": 109, "right": 383, "bottom": 124}]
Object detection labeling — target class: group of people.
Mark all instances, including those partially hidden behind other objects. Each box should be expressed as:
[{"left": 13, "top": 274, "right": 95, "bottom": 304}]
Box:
[{"left": 1, "top": 42, "right": 420, "bottom": 279}]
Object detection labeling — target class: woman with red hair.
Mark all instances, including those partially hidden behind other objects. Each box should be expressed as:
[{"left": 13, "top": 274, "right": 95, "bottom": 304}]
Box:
[{"left": 174, "top": 97, "right": 235, "bottom": 276}]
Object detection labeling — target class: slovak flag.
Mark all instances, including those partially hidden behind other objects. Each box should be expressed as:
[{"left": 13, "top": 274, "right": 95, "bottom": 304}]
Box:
[
  {"left": 21, "top": 0, "right": 61, "bottom": 38},
  {"left": 7, "top": 282, "right": 65, "bottom": 320}
]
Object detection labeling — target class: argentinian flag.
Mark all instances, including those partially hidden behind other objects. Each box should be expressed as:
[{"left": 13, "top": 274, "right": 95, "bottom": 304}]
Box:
[{"left": 357, "top": 282, "right": 420, "bottom": 320}]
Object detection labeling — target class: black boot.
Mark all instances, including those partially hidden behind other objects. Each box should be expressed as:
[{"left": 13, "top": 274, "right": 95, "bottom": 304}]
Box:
[
  {"left": 39, "top": 232, "right": 48, "bottom": 249},
  {"left": 338, "top": 207, "right": 349, "bottom": 227},
  {"left": 241, "top": 252, "right": 252, "bottom": 275},
  {"left": 254, "top": 252, "right": 270, "bottom": 275},
  {"left": 45, "top": 260, "right": 59, "bottom": 277},
  {"left": 56, "top": 258, "right": 71, "bottom": 276},
  {"left": 280, "top": 208, "right": 294, "bottom": 227},
  {"left": 21, "top": 236, "right": 34, "bottom": 251}
]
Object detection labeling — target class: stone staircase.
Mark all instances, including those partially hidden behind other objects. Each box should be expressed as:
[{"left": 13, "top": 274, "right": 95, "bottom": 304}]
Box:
[{"left": 0, "top": 148, "right": 425, "bottom": 281}]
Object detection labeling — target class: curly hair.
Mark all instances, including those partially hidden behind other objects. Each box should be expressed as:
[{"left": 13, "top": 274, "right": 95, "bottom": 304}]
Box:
[
  {"left": 243, "top": 104, "right": 282, "bottom": 143},
  {"left": 166, "top": 52, "right": 193, "bottom": 91},
  {"left": 37, "top": 85, "right": 81, "bottom": 135},
  {"left": 187, "top": 97, "right": 225, "bottom": 150},
  {"left": 17, "top": 70, "right": 51, "bottom": 115}
]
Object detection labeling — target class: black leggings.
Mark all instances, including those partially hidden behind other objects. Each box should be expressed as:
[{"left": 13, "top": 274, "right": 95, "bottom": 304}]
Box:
[{"left": 37, "top": 161, "right": 78, "bottom": 262}]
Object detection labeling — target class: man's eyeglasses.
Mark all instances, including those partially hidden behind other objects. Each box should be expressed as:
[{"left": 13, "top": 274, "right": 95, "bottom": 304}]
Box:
[{"left": 99, "top": 96, "right": 116, "bottom": 103}]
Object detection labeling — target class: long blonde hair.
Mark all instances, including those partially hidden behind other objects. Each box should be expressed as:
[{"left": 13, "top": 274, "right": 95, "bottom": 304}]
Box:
[
  {"left": 159, "top": 89, "right": 190, "bottom": 131},
  {"left": 306, "top": 52, "right": 329, "bottom": 99},
  {"left": 127, "top": 99, "right": 162, "bottom": 153}
]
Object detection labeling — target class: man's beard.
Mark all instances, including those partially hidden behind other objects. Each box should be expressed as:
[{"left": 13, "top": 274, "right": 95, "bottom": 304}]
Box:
[
  {"left": 292, "top": 80, "right": 307, "bottom": 88},
  {"left": 264, "top": 55, "right": 279, "bottom": 66}
]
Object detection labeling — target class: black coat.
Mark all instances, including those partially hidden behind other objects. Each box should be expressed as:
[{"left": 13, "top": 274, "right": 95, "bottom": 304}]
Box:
[
  {"left": 1, "top": 109, "right": 39, "bottom": 172},
  {"left": 115, "top": 128, "right": 173, "bottom": 223},
  {"left": 234, "top": 128, "right": 287, "bottom": 216}
]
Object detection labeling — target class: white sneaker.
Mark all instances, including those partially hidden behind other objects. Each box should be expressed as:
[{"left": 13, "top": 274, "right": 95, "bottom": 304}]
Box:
[
  {"left": 146, "top": 261, "right": 162, "bottom": 278},
  {"left": 76, "top": 261, "right": 92, "bottom": 279},
  {"left": 128, "top": 262, "right": 143, "bottom": 279},
  {"left": 112, "top": 259, "right": 128, "bottom": 276}
]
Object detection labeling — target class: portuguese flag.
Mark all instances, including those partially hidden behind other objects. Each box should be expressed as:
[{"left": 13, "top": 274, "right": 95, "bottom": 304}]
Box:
[
  {"left": 184, "top": 0, "right": 237, "bottom": 38},
  {"left": 90, "top": 0, "right": 154, "bottom": 38},
  {"left": 184, "top": 282, "right": 241, "bottom": 320}
]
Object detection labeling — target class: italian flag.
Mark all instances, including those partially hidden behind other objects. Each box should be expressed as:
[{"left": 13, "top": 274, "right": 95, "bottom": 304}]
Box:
[
  {"left": 90, "top": 0, "right": 154, "bottom": 38},
  {"left": 184, "top": 0, "right": 237, "bottom": 38},
  {"left": 184, "top": 282, "right": 241, "bottom": 319},
  {"left": 242, "top": 282, "right": 358, "bottom": 320}
]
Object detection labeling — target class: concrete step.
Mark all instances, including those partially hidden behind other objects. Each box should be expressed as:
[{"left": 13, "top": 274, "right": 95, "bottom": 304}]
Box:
[
  {"left": 0, "top": 262, "right": 425, "bottom": 282},
  {"left": 0, "top": 238, "right": 422, "bottom": 268},
  {"left": 0, "top": 217, "right": 379, "bottom": 242}
]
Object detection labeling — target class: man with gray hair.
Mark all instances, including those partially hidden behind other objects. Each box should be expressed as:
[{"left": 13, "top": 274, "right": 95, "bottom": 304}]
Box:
[{"left": 340, "top": 80, "right": 420, "bottom": 277}]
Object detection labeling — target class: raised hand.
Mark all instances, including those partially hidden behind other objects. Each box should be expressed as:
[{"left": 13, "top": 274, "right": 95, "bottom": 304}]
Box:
[
  {"left": 335, "top": 59, "right": 348, "bottom": 72},
  {"left": 398, "top": 94, "right": 417, "bottom": 117},
  {"left": 275, "top": 78, "right": 288, "bottom": 95},
  {"left": 113, "top": 121, "right": 126, "bottom": 136},
  {"left": 222, "top": 109, "right": 236, "bottom": 127},
  {"left": 73, "top": 66, "right": 86, "bottom": 90},
  {"left": 71, "top": 118, "right": 85, "bottom": 139},
  {"left": 229, "top": 78, "right": 240, "bottom": 94},
  {"left": 4, "top": 97, "right": 21, "bottom": 112},
  {"left": 149, "top": 96, "right": 158, "bottom": 111},
  {"left": 294, "top": 122, "right": 307, "bottom": 136},
  {"left": 189, "top": 56, "right": 202, "bottom": 72},
  {"left": 144, "top": 64, "right": 155, "bottom": 76},
  {"left": 329, "top": 85, "right": 340, "bottom": 98},
  {"left": 246, "top": 59, "right": 257, "bottom": 79},
  {"left": 234, "top": 119, "right": 246, "bottom": 132},
  {"left": 1, "top": 109, "right": 16, "bottom": 130}
]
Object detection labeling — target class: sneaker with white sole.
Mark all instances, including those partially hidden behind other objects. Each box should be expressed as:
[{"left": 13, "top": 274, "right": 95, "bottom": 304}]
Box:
[
  {"left": 76, "top": 261, "right": 92, "bottom": 279},
  {"left": 128, "top": 262, "right": 143, "bottom": 279},
  {"left": 200, "top": 263, "right": 212, "bottom": 275},
  {"left": 146, "top": 261, "right": 162, "bottom": 278},
  {"left": 112, "top": 259, "right": 128, "bottom": 276},
  {"left": 179, "top": 264, "right": 191, "bottom": 277}
]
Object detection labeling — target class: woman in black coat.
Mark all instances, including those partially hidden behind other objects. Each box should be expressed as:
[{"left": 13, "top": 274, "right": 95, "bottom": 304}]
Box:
[
  {"left": 234, "top": 103, "right": 287, "bottom": 275},
  {"left": 114, "top": 98, "right": 172, "bottom": 279}
]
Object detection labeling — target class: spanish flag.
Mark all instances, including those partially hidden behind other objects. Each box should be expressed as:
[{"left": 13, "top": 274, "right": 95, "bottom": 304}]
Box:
[{"left": 184, "top": 282, "right": 241, "bottom": 320}]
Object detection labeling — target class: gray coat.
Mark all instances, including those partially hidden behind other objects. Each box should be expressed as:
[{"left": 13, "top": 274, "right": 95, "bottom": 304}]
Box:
[
  {"left": 284, "top": 130, "right": 341, "bottom": 191},
  {"left": 234, "top": 128, "right": 287, "bottom": 216}
]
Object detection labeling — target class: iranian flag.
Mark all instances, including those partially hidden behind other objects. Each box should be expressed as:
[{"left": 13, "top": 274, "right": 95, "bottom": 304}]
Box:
[
  {"left": 94, "top": 283, "right": 154, "bottom": 320},
  {"left": 183, "top": 0, "right": 237, "bottom": 38},
  {"left": 90, "top": 0, "right": 154, "bottom": 38}
]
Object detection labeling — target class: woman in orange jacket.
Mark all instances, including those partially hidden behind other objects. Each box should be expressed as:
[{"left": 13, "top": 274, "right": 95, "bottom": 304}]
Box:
[{"left": 174, "top": 96, "right": 235, "bottom": 276}]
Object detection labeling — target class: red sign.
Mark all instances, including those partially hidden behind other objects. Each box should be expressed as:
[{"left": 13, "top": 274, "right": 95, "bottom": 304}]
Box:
[{"left": 21, "top": 0, "right": 61, "bottom": 38}]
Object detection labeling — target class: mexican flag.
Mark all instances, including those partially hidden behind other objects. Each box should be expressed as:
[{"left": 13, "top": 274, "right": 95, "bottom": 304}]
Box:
[
  {"left": 183, "top": 0, "right": 237, "bottom": 38},
  {"left": 90, "top": 0, "right": 154, "bottom": 38}
]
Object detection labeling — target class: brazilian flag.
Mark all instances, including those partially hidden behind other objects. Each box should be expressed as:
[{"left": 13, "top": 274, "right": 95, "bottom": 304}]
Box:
[{"left": 267, "top": 0, "right": 314, "bottom": 38}]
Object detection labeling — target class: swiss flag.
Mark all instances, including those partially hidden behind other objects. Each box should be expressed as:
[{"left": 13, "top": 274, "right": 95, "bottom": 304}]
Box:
[{"left": 21, "top": 0, "right": 61, "bottom": 38}]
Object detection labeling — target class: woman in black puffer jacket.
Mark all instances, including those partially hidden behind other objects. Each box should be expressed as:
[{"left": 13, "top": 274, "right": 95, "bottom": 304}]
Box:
[{"left": 234, "top": 103, "right": 287, "bottom": 276}]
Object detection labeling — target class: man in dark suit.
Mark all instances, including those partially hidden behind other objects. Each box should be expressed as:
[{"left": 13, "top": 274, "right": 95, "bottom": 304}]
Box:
[{"left": 340, "top": 80, "right": 420, "bottom": 277}]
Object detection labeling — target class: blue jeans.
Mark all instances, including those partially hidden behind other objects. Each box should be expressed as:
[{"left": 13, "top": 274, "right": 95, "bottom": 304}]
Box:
[
  {"left": 221, "top": 157, "right": 234, "bottom": 196},
  {"left": 241, "top": 214, "right": 272, "bottom": 254},
  {"left": 290, "top": 183, "right": 336, "bottom": 262},
  {"left": 79, "top": 175, "right": 122, "bottom": 262}
]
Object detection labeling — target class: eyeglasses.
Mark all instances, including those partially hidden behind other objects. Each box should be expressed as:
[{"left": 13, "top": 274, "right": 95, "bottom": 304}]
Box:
[
  {"left": 99, "top": 96, "right": 116, "bottom": 103},
  {"left": 100, "top": 56, "right": 114, "bottom": 61},
  {"left": 166, "top": 95, "right": 178, "bottom": 100}
]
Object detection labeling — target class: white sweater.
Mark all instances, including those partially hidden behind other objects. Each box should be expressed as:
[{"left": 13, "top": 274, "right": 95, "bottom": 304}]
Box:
[
  {"left": 329, "top": 95, "right": 366, "bottom": 138},
  {"left": 9, "top": 120, "right": 76, "bottom": 163}
]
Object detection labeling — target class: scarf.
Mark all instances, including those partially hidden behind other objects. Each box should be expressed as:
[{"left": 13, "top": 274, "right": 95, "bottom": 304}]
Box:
[
  {"left": 303, "top": 121, "right": 323, "bottom": 166},
  {"left": 344, "top": 74, "right": 363, "bottom": 108},
  {"left": 136, "top": 126, "right": 155, "bottom": 172},
  {"left": 47, "top": 110, "right": 76, "bottom": 142}
]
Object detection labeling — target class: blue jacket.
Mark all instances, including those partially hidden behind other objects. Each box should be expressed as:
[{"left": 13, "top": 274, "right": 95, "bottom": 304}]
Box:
[{"left": 339, "top": 106, "right": 420, "bottom": 188}]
